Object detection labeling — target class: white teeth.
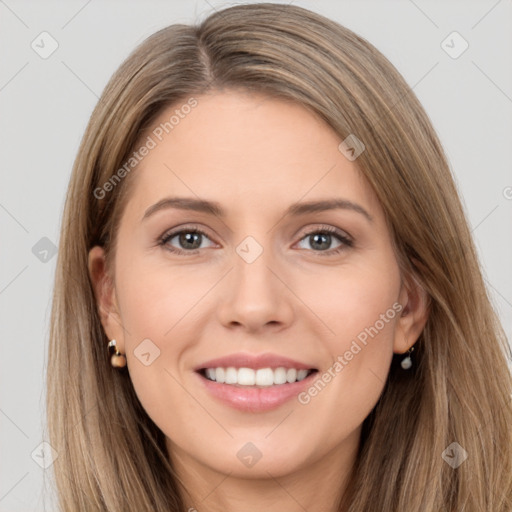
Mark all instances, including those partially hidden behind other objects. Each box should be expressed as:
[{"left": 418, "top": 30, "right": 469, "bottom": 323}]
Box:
[
  {"left": 286, "top": 368, "right": 297, "bottom": 383},
  {"left": 296, "top": 369, "right": 309, "bottom": 381},
  {"left": 202, "top": 366, "right": 314, "bottom": 386},
  {"left": 215, "top": 367, "right": 225, "bottom": 383},
  {"left": 238, "top": 367, "right": 256, "bottom": 385},
  {"left": 273, "top": 367, "right": 287, "bottom": 385},
  {"left": 255, "top": 368, "right": 272, "bottom": 386},
  {"left": 225, "top": 367, "right": 238, "bottom": 384}
]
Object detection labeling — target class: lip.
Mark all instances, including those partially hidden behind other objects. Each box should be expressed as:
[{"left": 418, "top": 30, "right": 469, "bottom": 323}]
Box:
[
  {"left": 194, "top": 352, "right": 317, "bottom": 371},
  {"left": 195, "top": 369, "right": 318, "bottom": 412}
]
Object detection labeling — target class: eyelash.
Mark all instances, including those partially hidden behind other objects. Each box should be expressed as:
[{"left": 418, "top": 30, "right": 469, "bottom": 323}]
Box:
[{"left": 157, "top": 224, "right": 354, "bottom": 256}]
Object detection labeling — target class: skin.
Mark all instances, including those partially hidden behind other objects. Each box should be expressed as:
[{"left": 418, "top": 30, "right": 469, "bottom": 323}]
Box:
[{"left": 88, "top": 90, "right": 429, "bottom": 512}]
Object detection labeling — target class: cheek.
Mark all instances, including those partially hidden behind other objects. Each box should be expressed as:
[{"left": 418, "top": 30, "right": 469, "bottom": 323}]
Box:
[
  {"left": 298, "top": 258, "right": 400, "bottom": 348},
  {"left": 298, "top": 261, "right": 400, "bottom": 406},
  {"left": 116, "top": 253, "right": 209, "bottom": 339},
  {"left": 331, "top": 283, "right": 399, "bottom": 359},
  {"left": 113, "top": 257, "right": 208, "bottom": 410}
]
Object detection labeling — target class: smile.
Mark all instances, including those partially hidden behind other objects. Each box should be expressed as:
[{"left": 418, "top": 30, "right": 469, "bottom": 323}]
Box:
[{"left": 195, "top": 368, "right": 319, "bottom": 412}]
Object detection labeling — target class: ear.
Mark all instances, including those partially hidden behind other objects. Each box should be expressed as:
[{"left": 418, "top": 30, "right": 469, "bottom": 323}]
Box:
[
  {"left": 394, "top": 270, "right": 430, "bottom": 354},
  {"left": 88, "top": 246, "right": 126, "bottom": 353}
]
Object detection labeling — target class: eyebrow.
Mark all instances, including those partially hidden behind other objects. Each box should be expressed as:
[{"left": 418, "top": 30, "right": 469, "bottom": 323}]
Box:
[{"left": 142, "top": 196, "right": 374, "bottom": 223}]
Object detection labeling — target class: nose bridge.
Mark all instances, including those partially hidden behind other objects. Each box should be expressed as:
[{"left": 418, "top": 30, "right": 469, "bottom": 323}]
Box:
[
  {"left": 216, "top": 231, "right": 294, "bottom": 329},
  {"left": 233, "top": 233, "right": 278, "bottom": 300}
]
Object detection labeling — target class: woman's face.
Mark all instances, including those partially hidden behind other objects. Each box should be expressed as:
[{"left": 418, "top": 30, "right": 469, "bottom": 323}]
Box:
[{"left": 89, "top": 90, "right": 425, "bottom": 485}]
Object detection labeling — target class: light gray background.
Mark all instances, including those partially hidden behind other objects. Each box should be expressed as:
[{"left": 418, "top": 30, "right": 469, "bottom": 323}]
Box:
[{"left": 1, "top": 1, "right": 511, "bottom": 510}]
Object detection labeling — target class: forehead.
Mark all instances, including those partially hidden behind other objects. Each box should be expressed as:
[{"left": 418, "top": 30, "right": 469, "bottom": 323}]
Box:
[{"left": 126, "top": 90, "right": 380, "bottom": 221}]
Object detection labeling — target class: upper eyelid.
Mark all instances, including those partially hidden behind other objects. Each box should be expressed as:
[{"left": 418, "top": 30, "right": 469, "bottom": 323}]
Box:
[
  {"left": 300, "top": 225, "right": 351, "bottom": 239},
  {"left": 160, "top": 224, "right": 214, "bottom": 241}
]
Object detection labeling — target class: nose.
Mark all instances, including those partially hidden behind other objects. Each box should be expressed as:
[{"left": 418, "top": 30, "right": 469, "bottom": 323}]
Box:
[{"left": 216, "top": 241, "right": 295, "bottom": 333}]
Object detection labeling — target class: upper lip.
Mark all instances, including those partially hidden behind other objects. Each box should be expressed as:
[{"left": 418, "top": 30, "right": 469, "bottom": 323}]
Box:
[{"left": 195, "top": 352, "right": 317, "bottom": 371}]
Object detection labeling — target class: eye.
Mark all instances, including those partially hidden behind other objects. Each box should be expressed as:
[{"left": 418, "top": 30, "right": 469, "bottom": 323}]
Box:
[
  {"left": 157, "top": 224, "right": 353, "bottom": 256},
  {"left": 158, "top": 226, "right": 216, "bottom": 254},
  {"left": 295, "top": 225, "right": 353, "bottom": 255}
]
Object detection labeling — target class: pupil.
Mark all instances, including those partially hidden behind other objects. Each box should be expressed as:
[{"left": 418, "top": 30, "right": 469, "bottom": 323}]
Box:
[
  {"left": 180, "top": 232, "right": 201, "bottom": 249},
  {"left": 311, "top": 233, "right": 330, "bottom": 250}
]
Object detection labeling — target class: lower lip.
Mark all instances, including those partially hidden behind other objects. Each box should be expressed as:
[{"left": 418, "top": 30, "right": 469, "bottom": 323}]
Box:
[{"left": 195, "top": 370, "right": 318, "bottom": 412}]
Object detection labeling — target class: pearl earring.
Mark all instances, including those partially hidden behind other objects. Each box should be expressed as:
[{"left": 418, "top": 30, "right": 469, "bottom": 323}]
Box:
[
  {"left": 108, "top": 339, "right": 127, "bottom": 368},
  {"left": 401, "top": 346, "right": 415, "bottom": 370}
]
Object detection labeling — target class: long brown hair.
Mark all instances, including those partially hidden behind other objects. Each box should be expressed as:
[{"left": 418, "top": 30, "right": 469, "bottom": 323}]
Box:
[{"left": 47, "top": 3, "right": 512, "bottom": 510}]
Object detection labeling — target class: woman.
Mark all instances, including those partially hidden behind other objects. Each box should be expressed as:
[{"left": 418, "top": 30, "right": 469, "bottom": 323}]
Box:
[{"left": 47, "top": 3, "right": 512, "bottom": 511}]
